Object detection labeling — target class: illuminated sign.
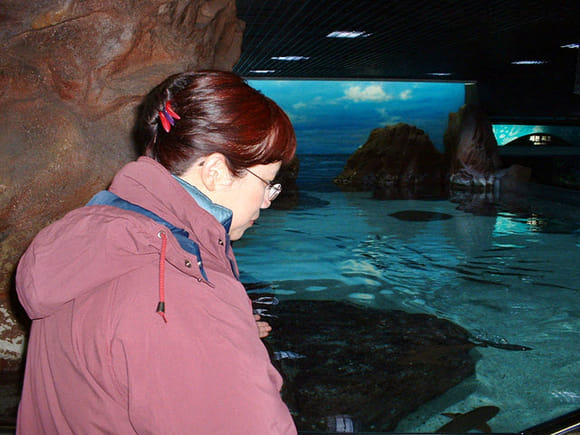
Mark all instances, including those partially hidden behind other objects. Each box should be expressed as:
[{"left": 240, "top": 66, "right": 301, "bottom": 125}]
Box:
[{"left": 529, "top": 134, "right": 552, "bottom": 146}]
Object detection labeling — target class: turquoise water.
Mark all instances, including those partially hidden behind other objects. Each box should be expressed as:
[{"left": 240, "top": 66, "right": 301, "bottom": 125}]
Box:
[{"left": 235, "top": 154, "right": 580, "bottom": 433}]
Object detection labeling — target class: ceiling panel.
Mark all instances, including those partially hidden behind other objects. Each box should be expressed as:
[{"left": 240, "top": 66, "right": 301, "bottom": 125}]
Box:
[{"left": 234, "top": 0, "right": 580, "bottom": 121}]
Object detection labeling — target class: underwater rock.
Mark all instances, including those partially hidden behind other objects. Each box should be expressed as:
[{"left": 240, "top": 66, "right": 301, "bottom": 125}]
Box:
[
  {"left": 501, "top": 153, "right": 580, "bottom": 191},
  {"left": 262, "top": 299, "right": 477, "bottom": 432},
  {"left": 496, "top": 164, "right": 532, "bottom": 195},
  {"left": 333, "top": 123, "right": 448, "bottom": 198}
]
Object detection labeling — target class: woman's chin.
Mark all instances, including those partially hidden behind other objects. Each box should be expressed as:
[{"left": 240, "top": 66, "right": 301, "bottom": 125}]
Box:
[{"left": 229, "top": 229, "right": 245, "bottom": 241}]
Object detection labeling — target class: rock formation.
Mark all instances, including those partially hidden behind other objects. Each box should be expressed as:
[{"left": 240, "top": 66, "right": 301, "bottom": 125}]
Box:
[
  {"left": 334, "top": 105, "right": 531, "bottom": 198},
  {"left": 500, "top": 134, "right": 580, "bottom": 190},
  {"left": 0, "top": 0, "right": 243, "bottom": 370},
  {"left": 333, "top": 123, "right": 448, "bottom": 198},
  {"left": 272, "top": 155, "right": 300, "bottom": 210},
  {"left": 444, "top": 104, "right": 503, "bottom": 189}
]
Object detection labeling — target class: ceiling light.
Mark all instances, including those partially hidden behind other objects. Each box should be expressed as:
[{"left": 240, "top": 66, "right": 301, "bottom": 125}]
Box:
[
  {"left": 271, "top": 56, "right": 310, "bottom": 61},
  {"left": 511, "top": 60, "right": 548, "bottom": 65},
  {"left": 250, "top": 70, "right": 276, "bottom": 74},
  {"left": 561, "top": 43, "right": 580, "bottom": 49},
  {"left": 426, "top": 72, "right": 452, "bottom": 76},
  {"left": 327, "top": 31, "right": 371, "bottom": 39}
]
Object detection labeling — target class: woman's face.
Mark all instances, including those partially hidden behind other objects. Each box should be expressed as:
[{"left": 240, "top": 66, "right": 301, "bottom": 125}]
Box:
[{"left": 224, "top": 161, "right": 282, "bottom": 241}]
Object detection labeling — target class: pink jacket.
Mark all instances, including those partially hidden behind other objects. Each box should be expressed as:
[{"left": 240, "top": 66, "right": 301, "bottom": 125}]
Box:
[{"left": 16, "top": 157, "right": 296, "bottom": 434}]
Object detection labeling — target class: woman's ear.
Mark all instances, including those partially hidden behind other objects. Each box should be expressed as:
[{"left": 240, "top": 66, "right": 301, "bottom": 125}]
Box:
[{"left": 199, "top": 153, "right": 234, "bottom": 192}]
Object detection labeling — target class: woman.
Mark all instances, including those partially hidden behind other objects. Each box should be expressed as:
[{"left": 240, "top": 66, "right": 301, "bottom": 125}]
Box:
[{"left": 16, "top": 71, "right": 297, "bottom": 434}]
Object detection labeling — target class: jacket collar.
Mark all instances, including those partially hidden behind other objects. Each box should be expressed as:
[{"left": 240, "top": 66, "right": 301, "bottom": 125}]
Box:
[
  {"left": 172, "top": 176, "right": 232, "bottom": 233},
  {"left": 108, "top": 156, "right": 229, "bottom": 245}
]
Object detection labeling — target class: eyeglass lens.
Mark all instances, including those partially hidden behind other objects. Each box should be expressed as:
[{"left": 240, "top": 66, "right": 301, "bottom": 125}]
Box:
[{"left": 246, "top": 168, "right": 282, "bottom": 201}]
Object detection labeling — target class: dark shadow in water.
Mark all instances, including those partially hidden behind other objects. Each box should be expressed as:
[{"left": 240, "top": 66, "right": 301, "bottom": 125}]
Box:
[
  {"left": 372, "top": 185, "right": 449, "bottom": 201},
  {"left": 294, "top": 192, "right": 331, "bottom": 210},
  {"left": 389, "top": 210, "right": 453, "bottom": 221},
  {"left": 256, "top": 298, "right": 479, "bottom": 433}
]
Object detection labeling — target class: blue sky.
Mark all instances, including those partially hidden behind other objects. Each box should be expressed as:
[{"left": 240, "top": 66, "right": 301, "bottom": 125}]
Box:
[{"left": 248, "top": 80, "right": 466, "bottom": 154}]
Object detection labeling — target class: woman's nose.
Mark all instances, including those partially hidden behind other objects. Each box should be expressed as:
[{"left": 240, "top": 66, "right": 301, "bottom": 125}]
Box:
[{"left": 261, "top": 192, "right": 272, "bottom": 209}]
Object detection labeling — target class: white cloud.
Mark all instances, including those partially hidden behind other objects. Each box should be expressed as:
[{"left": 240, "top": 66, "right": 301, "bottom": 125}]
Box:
[
  {"left": 343, "top": 84, "right": 393, "bottom": 102},
  {"left": 376, "top": 108, "right": 402, "bottom": 124},
  {"left": 285, "top": 111, "right": 310, "bottom": 125},
  {"left": 293, "top": 102, "right": 307, "bottom": 110},
  {"left": 399, "top": 89, "right": 413, "bottom": 100}
]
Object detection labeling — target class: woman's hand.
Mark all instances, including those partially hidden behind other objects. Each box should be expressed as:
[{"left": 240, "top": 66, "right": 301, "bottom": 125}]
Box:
[{"left": 254, "top": 314, "right": 272, "bottom": 338}]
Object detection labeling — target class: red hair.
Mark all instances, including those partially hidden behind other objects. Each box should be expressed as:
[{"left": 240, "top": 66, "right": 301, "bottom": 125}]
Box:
[{"left": 137, "top": 71, "right": 296, "bottom": 176}]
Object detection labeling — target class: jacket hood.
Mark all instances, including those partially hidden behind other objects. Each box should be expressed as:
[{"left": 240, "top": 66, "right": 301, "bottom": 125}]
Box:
[
  {"left": 16, "top": 205, "right": 166, "bottom": 320},
  {"left": 16, "top": 157, "right": 220, "bottom": 320}
]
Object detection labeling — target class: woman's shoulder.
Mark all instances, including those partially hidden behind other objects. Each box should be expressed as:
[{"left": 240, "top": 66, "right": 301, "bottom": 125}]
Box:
[{"left": 32, "top": 202, "right": 165, "bottom": 256}]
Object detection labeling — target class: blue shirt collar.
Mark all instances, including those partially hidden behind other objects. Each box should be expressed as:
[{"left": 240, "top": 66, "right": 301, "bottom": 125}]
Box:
[{"left": 173, "top": 176, "right": 233, "bottom": 233}]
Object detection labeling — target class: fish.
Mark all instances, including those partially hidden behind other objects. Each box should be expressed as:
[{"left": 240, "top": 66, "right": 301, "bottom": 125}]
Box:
[
  {"left": 436, "top": 406, "right": 500, "bottom": 433},
  {"left": 389, "top": 210, "right": 453, "bottom": 221}
]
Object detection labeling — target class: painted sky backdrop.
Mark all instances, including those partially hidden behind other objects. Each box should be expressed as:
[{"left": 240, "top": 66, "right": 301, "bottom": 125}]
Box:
[{"left": 248, "top": 79, "right": 466, "bottom": 155}]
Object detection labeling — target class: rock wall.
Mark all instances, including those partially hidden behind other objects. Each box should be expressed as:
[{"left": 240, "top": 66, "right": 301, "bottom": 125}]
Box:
[{"left": 0, "top": 0, "right": 244, "bottom": 370}]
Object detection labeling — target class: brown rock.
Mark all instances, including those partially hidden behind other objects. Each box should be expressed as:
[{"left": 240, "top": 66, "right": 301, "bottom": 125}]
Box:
[
  {"left": 272, "top": 156, "right": 300, "bottom": 210},
  {"left": 0, "top": 0, "right": 243, "bottom": 369},
  {"left": 334, "top": 123, "right": 448, "bottom": 198},
  {"left": 444, "top": 104, "right": 502, "bottom": 190}
]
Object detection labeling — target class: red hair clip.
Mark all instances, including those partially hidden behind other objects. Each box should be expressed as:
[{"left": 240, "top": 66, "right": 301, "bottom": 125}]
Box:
[{"left": 159, "top": 101, "right": 181, "bottom": 133}]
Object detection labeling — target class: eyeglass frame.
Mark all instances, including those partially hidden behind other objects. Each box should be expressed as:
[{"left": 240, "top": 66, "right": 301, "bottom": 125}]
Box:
[{"left": 245, "top": 168, "right": 282, "bottom": 201}]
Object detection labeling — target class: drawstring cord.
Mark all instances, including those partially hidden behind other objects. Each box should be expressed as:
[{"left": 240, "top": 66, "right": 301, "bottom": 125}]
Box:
[{"left": 156, "top": 231, "right": 168, "bottom": 323}]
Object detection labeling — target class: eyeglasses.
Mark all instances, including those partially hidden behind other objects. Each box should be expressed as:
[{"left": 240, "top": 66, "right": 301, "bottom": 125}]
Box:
[{"left": 245, "top": 168, "right": 282, "bottom": 201}]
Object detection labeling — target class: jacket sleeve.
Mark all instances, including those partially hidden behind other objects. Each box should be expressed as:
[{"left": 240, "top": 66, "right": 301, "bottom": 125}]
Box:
[{"left": 109, "top": 267, "right": 297, "bottom": 435}]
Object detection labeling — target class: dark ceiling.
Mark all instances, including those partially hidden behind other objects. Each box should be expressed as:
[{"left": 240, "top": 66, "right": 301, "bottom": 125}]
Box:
[{"left": 233, "top": 0, "right": 580, "bottom": 123}]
